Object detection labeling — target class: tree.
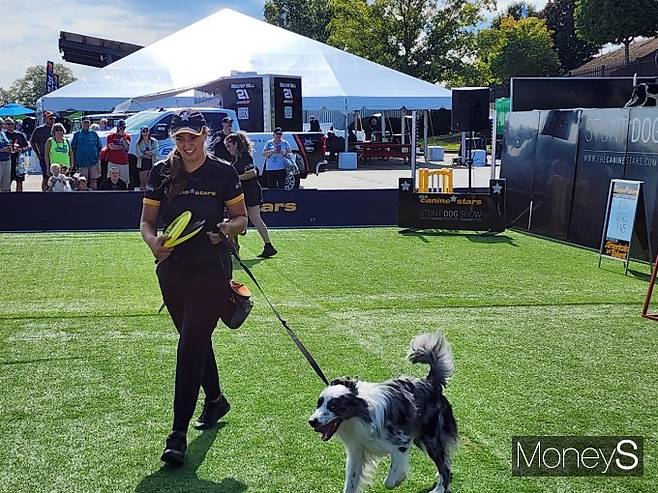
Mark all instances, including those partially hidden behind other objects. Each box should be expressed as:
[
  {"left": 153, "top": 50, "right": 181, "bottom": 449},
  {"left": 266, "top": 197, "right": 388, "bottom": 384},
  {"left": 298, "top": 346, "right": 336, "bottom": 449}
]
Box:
[
  {"left": 542, "top": 0, "right": 598, "bottom": 72},
  {"left": 0, "top": 87, "right": 10, "bottom": 105},
  {"left": 575, "top": 0, "right": 658, "bottom": 64},
  {"left": 491, "top": 1, "right": 539, "bottom": 29},
  {"left": 6, "top": 64, "right": 76, "bottom": 107},
  {"left": 264, "top": 0, "right": 494, "bottom": 86},
  {"left": 477, "top": 17, "right": 560, "bottom": 84},
  {"left": 264, "top": 0, "right": 332, "bottom": 43}
]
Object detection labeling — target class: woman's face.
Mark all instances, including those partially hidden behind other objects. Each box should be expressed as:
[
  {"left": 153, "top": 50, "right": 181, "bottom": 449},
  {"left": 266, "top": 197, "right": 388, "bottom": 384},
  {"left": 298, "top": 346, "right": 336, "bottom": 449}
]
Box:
[
  {"left": 174, "top": 132, "right": 206, "bottom": 162},
  {"left": 141, "top": 128, "right": 150, "bottom": 138},
  {"left": 225, "top": 138, "right": 238, "bottom": 156}
]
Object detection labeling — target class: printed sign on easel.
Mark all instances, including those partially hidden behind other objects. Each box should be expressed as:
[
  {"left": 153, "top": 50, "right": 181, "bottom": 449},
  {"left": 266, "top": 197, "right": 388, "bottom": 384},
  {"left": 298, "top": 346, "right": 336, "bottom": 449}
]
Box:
[{"left": 598, "top": 179, "right": 650, "bottom": 274}]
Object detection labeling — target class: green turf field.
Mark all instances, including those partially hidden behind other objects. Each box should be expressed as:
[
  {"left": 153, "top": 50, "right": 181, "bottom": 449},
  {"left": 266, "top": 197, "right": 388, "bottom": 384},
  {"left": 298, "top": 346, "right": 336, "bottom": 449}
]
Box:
[{"left": 0, "top": 228, "right": 655, "bottom": 493}]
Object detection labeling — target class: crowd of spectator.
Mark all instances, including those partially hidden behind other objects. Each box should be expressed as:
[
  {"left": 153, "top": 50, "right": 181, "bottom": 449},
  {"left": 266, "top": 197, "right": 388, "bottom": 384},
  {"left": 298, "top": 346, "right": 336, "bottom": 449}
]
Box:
[{"left": 0, "top": 112, "right": 163, "bottom": 192}]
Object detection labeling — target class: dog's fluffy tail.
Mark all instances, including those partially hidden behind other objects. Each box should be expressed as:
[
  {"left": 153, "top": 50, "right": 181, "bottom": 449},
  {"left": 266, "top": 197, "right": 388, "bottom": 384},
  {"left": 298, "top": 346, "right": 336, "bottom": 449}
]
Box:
[{"left": 407, "top": 332, "right": 454, "bottom": 387}]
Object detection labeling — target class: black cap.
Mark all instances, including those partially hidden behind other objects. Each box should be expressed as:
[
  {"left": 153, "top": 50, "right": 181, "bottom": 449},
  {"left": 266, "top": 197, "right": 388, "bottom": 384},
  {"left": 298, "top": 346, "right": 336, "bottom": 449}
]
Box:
[
  {"left": 81, "top": 116, "right": 91, "bottom": 123},
  {"left": 274, "top": 127, "right": 283, "bottom": 134},
  {"left": 222, "top": 116, "right": 233, "bottom": 124},
  {"left": 115, "top": 119, "right": 126, "bottom": 129},
  {"left": 170, "top": 109, "right": 207, "bottom": 136}
]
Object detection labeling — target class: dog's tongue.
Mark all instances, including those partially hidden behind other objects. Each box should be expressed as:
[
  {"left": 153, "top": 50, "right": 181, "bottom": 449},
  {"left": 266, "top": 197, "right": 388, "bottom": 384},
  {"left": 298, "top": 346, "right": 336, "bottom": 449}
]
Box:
[{"left": 319, "top": 419, "right": 341, "bottom": 441}]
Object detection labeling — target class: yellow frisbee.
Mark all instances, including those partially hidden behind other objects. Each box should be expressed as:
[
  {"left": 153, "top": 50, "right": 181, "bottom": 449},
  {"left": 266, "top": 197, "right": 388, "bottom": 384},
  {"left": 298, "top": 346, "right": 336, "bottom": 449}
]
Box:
[
  {"left": 163, "top": 211, "right": 191, "bottom": 248},
  {"left": 167, "top": 219, "right": 206, "bottom": 247}
]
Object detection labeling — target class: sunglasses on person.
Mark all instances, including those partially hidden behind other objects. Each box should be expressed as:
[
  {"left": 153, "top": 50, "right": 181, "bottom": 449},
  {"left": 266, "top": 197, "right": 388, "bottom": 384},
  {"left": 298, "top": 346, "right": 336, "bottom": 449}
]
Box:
[
  {"left": 54, "top": 129, "right": 64, "bottom": 133},
  {"left": 275, "top": 132, "right": 282, "bottom": 136},
  {"left": 141, "top": 129, "right": 149, "bottom": 133}
]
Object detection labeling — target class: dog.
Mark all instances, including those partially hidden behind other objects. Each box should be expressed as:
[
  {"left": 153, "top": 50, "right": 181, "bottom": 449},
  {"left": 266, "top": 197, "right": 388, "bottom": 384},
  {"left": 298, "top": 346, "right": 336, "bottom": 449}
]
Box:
[
  {"left": 309, "top": 332, "right": 458, "bottom": 493},
  {"left": 625, "top": 82, "right": 658, "bottom": 107}
]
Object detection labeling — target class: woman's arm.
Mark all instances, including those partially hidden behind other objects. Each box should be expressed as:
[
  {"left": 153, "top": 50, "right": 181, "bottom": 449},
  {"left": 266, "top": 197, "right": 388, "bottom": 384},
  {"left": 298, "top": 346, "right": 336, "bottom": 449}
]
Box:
[
  {"left": 140, "top": 203, "right": 172, "bottom": 263},
  {"left": 44, "top": 139, "right": 52, "bottom": 168}
]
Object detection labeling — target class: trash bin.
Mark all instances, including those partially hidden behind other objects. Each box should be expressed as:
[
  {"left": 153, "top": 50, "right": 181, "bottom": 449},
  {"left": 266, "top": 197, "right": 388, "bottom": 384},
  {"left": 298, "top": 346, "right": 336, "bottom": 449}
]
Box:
[{"left": 427, "top": 146, "right": 444, "bottom": 161}]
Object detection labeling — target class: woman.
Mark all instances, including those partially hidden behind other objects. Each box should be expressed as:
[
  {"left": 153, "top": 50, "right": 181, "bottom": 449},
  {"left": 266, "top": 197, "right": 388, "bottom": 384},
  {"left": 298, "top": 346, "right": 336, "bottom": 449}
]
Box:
[
  {"left": 44, "top": 123, "right": 74, "bottom": 174},
  {"left": 140, "top": 109, "right": 248, "bottom": 468},
  {"left": 135, "top": 126, "right": 159, "bottom": 190},
  {"left": 225, "top": 132, "right": 277, "bottom": 258}
]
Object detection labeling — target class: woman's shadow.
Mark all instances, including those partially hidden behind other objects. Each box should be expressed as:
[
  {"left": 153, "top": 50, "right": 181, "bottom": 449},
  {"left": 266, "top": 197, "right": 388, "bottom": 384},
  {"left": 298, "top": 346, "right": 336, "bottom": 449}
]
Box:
[{"left": 135, "top": 424, "right": 247, "bottom": 493}]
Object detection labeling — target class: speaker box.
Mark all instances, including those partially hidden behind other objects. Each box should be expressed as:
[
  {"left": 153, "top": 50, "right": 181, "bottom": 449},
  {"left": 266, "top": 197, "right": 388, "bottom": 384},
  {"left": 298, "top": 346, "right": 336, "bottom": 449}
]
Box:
[{"left": 451, "top": 87, "right": 490, "bottom": 132}]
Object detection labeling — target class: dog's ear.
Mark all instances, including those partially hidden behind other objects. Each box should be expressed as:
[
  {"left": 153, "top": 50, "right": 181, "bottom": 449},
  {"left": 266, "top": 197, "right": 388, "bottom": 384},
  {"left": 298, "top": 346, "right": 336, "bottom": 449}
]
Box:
[{"left": 330, "top": 377, "right": 359, "bottom": 394}]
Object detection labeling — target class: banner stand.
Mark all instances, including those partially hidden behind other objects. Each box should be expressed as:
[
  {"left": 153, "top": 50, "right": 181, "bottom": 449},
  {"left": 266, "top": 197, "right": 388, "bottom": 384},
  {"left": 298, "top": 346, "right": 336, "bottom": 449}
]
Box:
[{"left": 598, "top": 179, "right": 651, "bottom": 275}]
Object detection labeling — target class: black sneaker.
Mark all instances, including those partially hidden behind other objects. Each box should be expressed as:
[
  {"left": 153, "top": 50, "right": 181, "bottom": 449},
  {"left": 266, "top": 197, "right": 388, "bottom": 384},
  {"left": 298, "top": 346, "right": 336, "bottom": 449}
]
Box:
[
  {"left": 161, "top": 431, "right": 187, "bottom": 467},
  {"left": 258, "top": 244, "right": 277, "bottom": 258},
  {"left": 194, "top": 395, "right": 231, "bottom": 430}
]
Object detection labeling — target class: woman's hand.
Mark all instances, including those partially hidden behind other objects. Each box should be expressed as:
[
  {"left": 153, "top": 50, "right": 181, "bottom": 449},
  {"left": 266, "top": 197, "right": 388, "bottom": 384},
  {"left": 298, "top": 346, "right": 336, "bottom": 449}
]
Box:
[
  {"left": 149, "top": 235, "right": 173, "bottom": 262},
  {"left": 206, "top": 220, "right": 230, "bottom": 245}
]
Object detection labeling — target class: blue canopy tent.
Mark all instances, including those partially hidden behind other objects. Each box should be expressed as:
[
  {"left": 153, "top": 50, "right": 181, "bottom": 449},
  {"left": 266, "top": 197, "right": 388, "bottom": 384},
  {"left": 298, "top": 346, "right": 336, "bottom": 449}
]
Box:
[{"left": 0, "top": 103, "right": 35, "bottom": 116}]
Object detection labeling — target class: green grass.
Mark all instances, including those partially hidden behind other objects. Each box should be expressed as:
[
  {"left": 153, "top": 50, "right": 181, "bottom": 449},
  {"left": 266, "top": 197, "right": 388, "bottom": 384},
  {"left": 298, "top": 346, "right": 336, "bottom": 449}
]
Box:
[{"left": 0, "top": 228, "right": 656, "bottom": 493}]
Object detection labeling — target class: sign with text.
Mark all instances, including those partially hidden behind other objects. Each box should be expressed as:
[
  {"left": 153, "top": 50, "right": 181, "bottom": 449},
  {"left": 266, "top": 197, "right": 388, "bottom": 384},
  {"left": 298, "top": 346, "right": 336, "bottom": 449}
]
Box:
[
  {"left": 398, "top": 178, "right": 506, "bottom": 232},
  {"left": 272, "top": 76, "right": 302, "bottom": 131},
  {"left": 217, "top": 77, "right": 264, "bottom": 132},
  {"left": 599, "top": 180, "right": 644, "bottom": 272},
  {"left": 513, "top": 436, "right": 643, "bottom": 476}
]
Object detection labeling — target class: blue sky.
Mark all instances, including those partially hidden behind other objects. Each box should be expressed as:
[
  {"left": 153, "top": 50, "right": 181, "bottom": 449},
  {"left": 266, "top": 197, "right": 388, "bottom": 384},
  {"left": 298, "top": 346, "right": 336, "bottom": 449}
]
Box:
[
  {"left": 1, "top": 0, "right": 548, "bottom": 90},
  {"left": 0, "top": 0, "right": 267, "bottom": 88}
]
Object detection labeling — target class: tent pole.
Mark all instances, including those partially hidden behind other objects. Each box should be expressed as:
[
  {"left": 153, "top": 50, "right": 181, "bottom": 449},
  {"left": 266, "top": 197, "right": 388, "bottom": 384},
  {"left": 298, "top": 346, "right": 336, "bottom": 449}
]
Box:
[
  {"left": 490, "top": 108, "right": 497, "bottom": 179},
  {"left": 411, "top": 110, "right": 417, "bottom": 190},
  {"left": 401, "top": 108, "right": 406, "bottom": 145},
  {"left": 423, "top": 110, "right": 429, "bottom": 163}
]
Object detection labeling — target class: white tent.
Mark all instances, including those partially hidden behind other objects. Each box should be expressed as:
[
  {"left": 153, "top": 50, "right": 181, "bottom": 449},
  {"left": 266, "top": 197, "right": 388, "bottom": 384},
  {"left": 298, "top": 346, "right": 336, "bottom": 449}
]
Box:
[{"left": 39, "top": 9, "right": 451, "bottom": 113}]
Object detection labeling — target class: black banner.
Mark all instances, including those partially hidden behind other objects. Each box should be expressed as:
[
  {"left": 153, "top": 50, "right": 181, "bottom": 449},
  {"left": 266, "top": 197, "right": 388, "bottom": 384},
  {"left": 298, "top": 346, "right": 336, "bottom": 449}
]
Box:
[
  {"left": 569, "top": 109, "right": 629, "bottom": 249},
  {"left": 218, "top": 77, "right": 264, "bottom": 132},
  {"left": 624, "top": 108, "right": 658, "bottom": 261},
  {"left": 512, "top": 77, "right": 655, "bottom": 111},
  {"left": 530, "top": 110, "right": 581, "bottom": 240},
  {"left": 273, "top": 76, "right": 302, "bottom": 131},
  {"left": 397, "top": 178, "right": 506, "bottom": 232},
  {"left": 500, "top": 111, "right": 540, "bottom": 228},
  {"left": 46, "top": 60, "right": 55, "bottom": 94}
]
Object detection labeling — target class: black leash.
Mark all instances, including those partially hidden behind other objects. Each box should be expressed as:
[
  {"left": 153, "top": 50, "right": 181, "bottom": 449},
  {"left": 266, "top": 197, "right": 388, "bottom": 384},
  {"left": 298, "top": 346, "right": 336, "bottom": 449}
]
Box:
[{"left": 226, "top": 236, "right": 330, "bottom": 386}]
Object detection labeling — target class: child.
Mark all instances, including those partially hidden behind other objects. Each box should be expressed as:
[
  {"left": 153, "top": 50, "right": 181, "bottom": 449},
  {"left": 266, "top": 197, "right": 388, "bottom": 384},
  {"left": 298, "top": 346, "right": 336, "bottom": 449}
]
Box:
[
  {"left": 76, "top": 176, "right": 91, "bottom": 191},
  {"left": 47, "top": 164, "right": 74, "bottom": 192}
]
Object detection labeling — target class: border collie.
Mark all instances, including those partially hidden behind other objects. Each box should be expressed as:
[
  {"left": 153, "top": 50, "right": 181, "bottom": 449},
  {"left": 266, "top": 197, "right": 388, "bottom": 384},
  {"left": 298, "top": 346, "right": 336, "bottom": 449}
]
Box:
[{"left": 309, "top": 332, "right": 458, "bottom": 493}]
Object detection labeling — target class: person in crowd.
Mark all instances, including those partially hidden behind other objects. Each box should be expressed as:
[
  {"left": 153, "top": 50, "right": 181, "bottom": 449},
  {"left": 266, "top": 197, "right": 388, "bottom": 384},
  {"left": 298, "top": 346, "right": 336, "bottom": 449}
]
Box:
[
  {"left": 261, "top": 127, "right": 291, "bottom": 189},
  {"left": 0, "top": 125, "right": 11, "bottom": 192},
  {"left": 140, "top": 109, "right": 248, "bottom": 468},
  {"left": 46, "top": 163, "right": 74, "bottom": 192},
  {"left": 135, "top": 126, "right": 159, "bottom": 190},
  {"left": 22, "top": 116, "right": 36, "bottom": 139},
  {"left": 30, "top": 111, "right": 56, "bottom": 191},
  {"left": 76, "top": 175, "right": 91, "bottom": 191},
  {"left": 3, "top": 117, "right": 30, "bottom": 192},
  {"left": 225, "top": 131, "right": 277, "bottom": 258},
  {"left": 105, "top": 119, "right": 131, "bottom": 184},
  {"left": 99, "top": 166, "right": 128, "bottom": 191},
  {"left": 71, "top": 117, "right": 103, "bottom": 190},
  {"left": 44, "top": 123, "right": 74, "bottom": 179},
  {"left": 309, "top": 115, "right": 321, "bottom": 132},
  {"left": 98, "top": 118, "right": 109, "bottom": 131},
  {"left": 211, "top": 116, "right": 233, "bottom": 162},
  {"left": 90, "top": 123, "right": 100, "bottom": 131},
  {"left": 325, "top": 126, "right": 341, "bottom": 162}
]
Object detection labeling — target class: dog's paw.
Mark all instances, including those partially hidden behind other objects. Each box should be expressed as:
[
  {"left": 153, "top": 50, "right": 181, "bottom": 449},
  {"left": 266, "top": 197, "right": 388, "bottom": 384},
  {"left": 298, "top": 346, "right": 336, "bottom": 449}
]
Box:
[{"left": 384, "top": 473, "right": 406, "bottom": 489}]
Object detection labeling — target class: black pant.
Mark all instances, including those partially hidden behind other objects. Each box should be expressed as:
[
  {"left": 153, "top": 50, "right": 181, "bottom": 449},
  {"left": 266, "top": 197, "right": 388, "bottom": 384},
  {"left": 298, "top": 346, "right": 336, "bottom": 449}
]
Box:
[
  {"left": 157, "top": 254, "right": 232, "bottom": 433},
  {"left": 265, "top": 169, "right": 286, "bottom": 189}
]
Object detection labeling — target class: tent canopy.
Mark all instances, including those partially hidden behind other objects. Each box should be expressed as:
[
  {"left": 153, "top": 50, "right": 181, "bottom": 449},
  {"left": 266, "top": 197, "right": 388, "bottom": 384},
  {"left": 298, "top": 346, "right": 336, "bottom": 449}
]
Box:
[
  {"left": 0, "top": 102, "right": 35, "bottom": 116},
  {"left": 40, "top": 9, "right": 451, "bottom": 113}
]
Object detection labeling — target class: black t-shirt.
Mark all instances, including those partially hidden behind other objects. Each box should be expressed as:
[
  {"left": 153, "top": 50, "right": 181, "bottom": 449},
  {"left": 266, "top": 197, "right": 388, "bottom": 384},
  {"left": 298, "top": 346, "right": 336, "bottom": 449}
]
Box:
[
  {"left": 144, "top": 155, "right": 244, "bottom": 259},
  {"left": 99, "top": 178, "right": 128, "bottom": 190},
  {"left": 212, "top": 131, "right": 232, "bottom": 162},
  {"left": 233, "top": 154, "right": 261, "bottom": 202}
]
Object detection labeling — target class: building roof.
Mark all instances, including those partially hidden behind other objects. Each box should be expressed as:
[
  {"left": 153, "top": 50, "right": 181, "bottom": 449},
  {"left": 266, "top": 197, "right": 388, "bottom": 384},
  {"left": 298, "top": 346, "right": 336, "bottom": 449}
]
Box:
[{"left": 571, "top": 37, "right": 658, "bottom": 75}]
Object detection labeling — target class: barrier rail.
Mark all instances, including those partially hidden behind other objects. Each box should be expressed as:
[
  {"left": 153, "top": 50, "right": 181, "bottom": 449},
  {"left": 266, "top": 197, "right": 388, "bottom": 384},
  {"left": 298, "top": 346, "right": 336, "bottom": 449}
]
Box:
[{"left": 417, "top": 168, "right": 453, "bottom": 193}]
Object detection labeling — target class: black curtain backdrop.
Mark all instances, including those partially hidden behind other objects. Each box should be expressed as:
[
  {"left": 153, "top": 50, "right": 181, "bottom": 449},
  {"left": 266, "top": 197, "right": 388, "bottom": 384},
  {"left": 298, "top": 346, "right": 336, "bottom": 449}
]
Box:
[
  {"left": 501, "top": 106, "right": 658, "bottom": 260},
  {"left": 500, "top": 111, "right": 540, "bottom": 228}
]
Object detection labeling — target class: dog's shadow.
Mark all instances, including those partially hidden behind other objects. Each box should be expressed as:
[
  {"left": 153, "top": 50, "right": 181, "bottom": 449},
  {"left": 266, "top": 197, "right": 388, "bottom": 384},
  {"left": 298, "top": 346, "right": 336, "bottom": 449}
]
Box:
[{"left": 135, "top": 424, "right": 247, "bottom": 493}]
